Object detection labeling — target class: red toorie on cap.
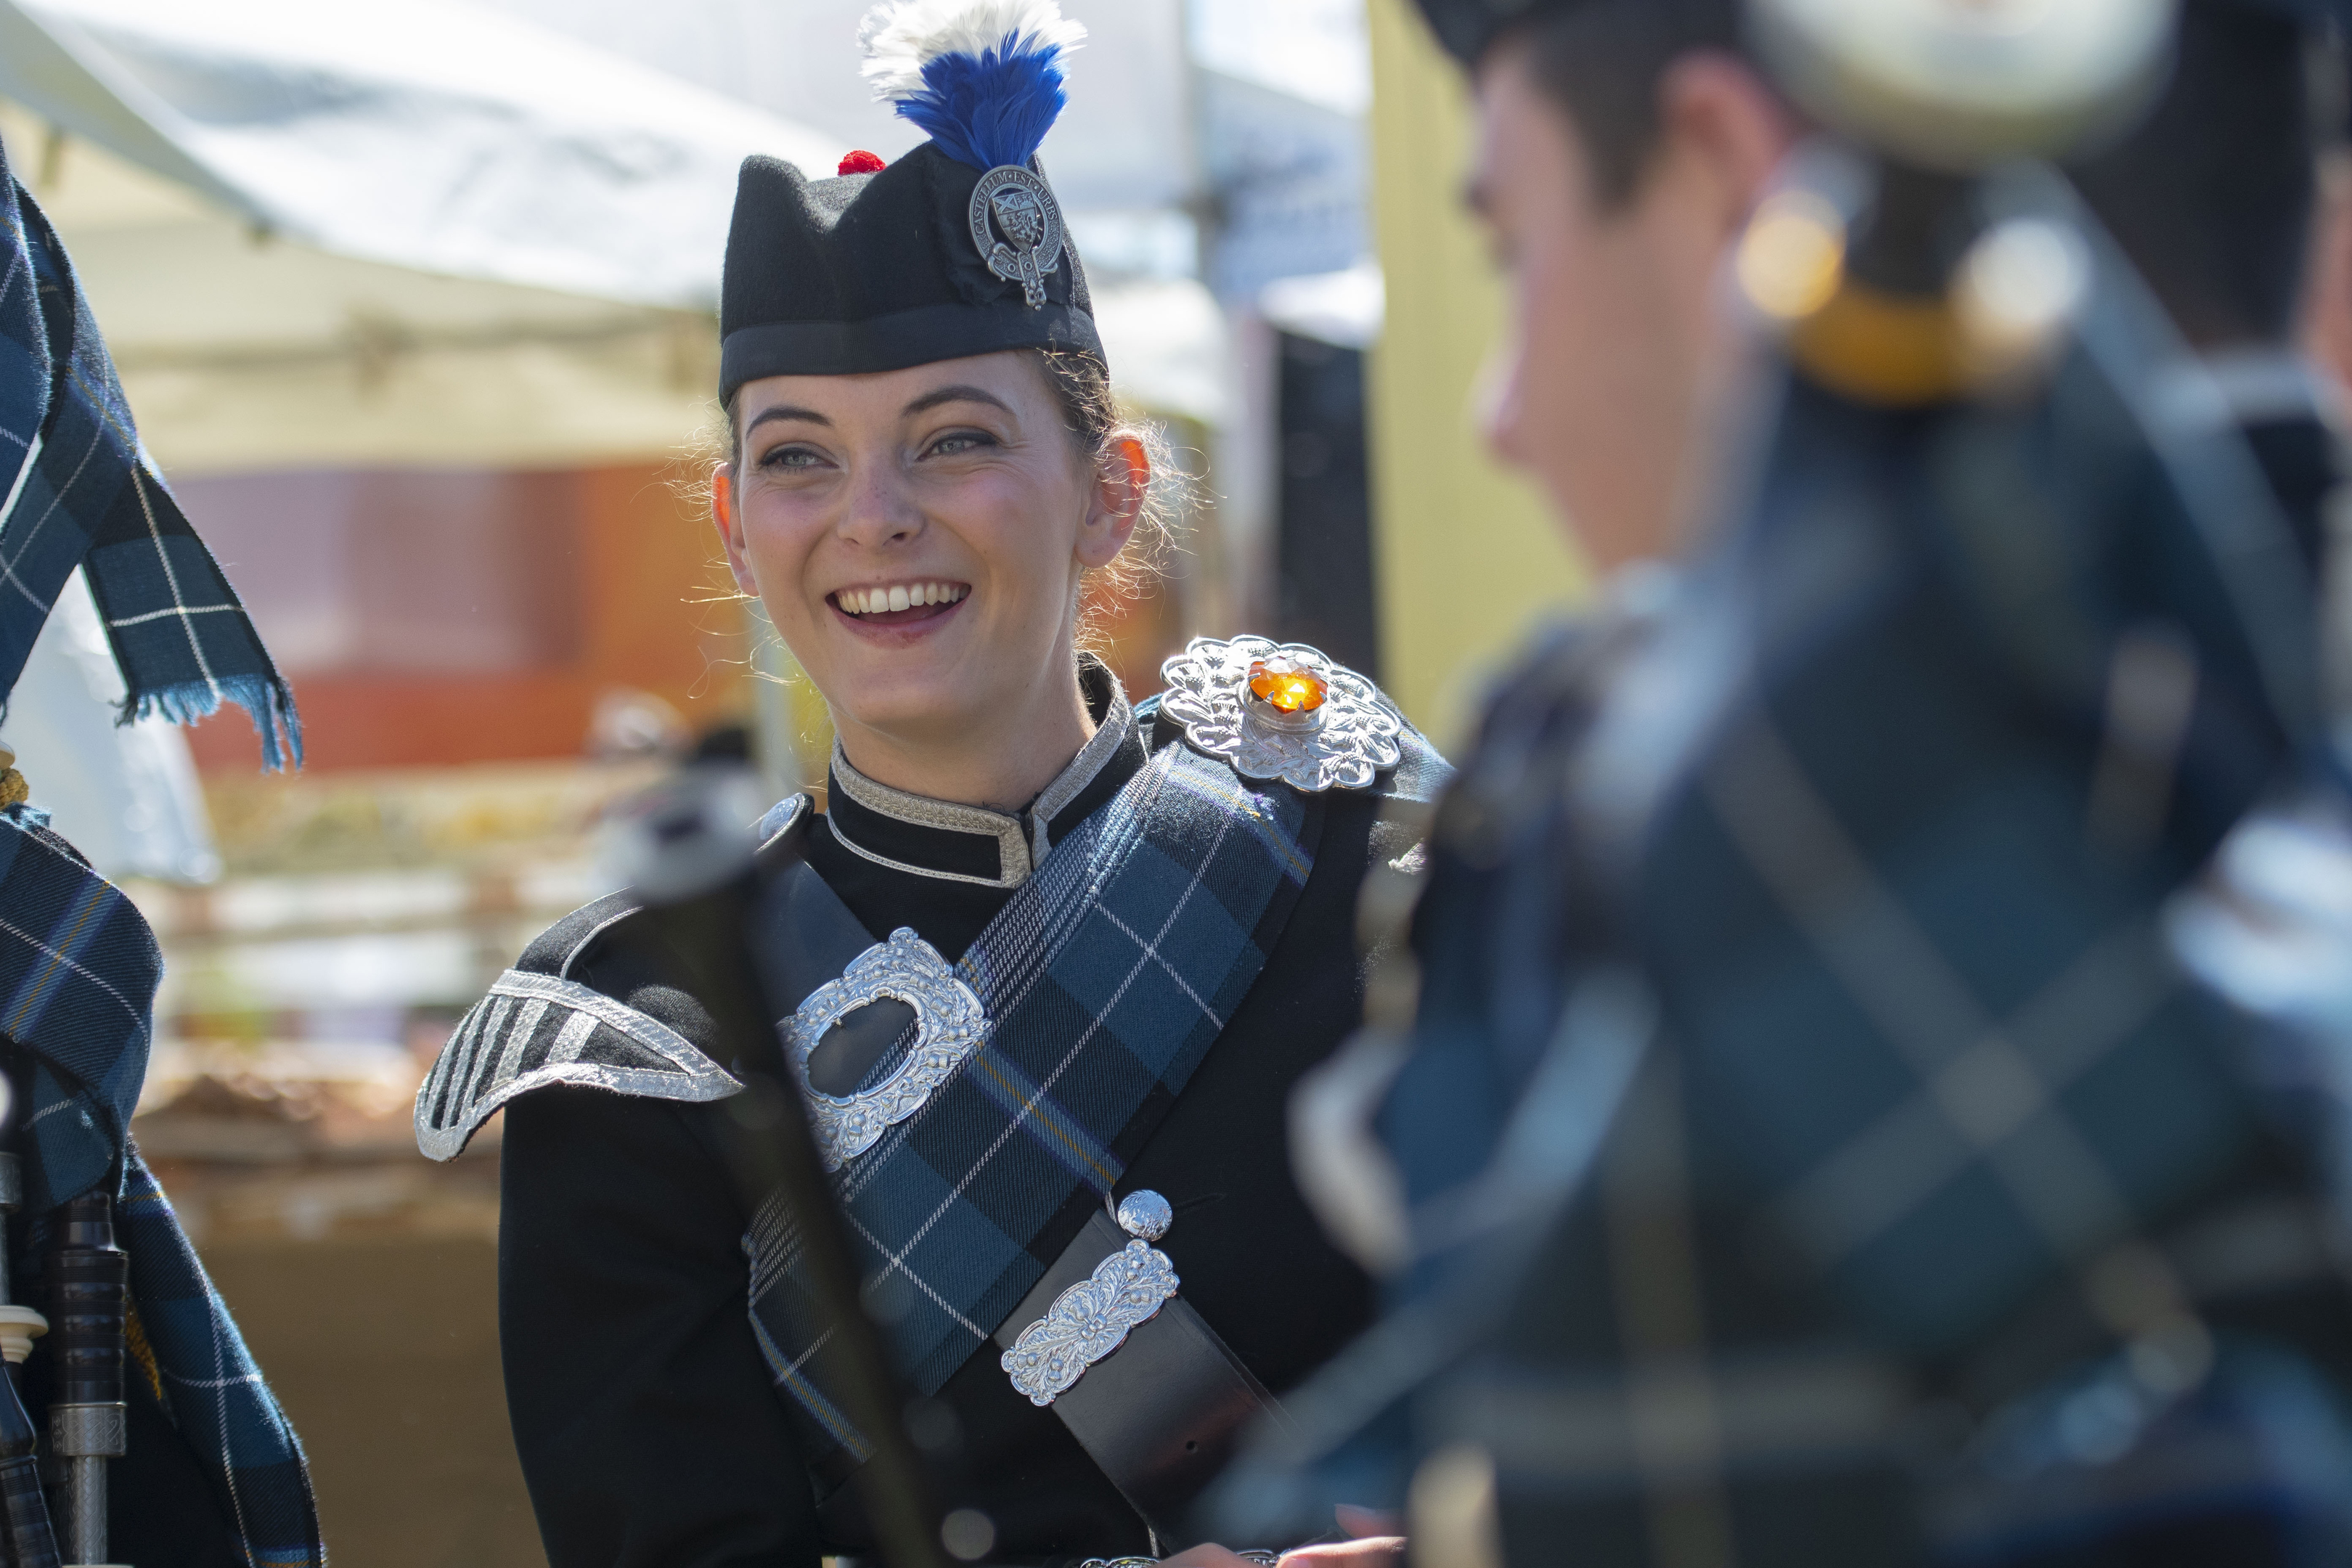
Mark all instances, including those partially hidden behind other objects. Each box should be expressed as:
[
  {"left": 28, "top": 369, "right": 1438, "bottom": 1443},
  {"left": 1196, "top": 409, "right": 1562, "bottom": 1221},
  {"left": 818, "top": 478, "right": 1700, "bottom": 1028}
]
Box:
[{"left": 837, "top": 150, "right": 887, "bottom": 175}]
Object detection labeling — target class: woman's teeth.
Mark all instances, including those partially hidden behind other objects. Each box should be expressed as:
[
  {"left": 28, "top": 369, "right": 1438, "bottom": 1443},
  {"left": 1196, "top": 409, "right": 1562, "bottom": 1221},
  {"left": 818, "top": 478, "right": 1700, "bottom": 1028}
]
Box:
[{"left": 837, "top": 582, "right": 968, "bottom": 616}]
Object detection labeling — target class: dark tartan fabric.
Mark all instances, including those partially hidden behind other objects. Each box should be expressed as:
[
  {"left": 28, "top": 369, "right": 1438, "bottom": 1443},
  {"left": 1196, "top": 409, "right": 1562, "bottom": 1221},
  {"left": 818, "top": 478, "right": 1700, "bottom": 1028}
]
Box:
[
  {"left": 0, "top": 139, "right": 296, "bottom": 763},
  {"left": 0, "top": 805, "right": 324, "bottom": 1566},
  {"left": 1221, "top": 233, "right": 2352, "bottom": 1562},
  {"left": 747, "top": 740, "right": 1321, "bottom": 1459}
]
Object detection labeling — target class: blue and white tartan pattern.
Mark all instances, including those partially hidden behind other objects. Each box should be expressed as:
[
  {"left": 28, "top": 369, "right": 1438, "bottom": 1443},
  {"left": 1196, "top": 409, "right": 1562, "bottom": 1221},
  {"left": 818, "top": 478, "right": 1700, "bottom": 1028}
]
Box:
[
  {"left": 0, "top": 805, "right": 324, "bottom": 1566},
  {"left": 0, "top": 809, "right": 156, "bottom": 1214},
  {"left": 117, "top": 1154, "right": 325, "bottom": 1567},
  {"left": 0, "top": 129, "right": 296, "bottom": 763},
  {"left": 746, "top": 743, "right": 1316, "bottom": 1457}
]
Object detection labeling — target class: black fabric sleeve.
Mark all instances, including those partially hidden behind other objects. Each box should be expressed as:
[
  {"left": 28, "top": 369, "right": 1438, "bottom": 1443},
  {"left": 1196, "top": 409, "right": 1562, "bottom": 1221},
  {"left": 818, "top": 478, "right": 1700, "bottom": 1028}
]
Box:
[{"left": 499, "top": 1085, "right": 820, "bottom": 1568}]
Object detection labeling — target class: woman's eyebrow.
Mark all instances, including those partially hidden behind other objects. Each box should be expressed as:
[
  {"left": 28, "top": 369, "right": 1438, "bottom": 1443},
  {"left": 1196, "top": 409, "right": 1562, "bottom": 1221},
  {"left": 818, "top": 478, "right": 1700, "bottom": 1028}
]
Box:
[
  {"left": 904, "top": 384, "right": 1013, "bottom": 417},
  {"left": 745, "top": 404, "right": 830, "bottom": 435}
]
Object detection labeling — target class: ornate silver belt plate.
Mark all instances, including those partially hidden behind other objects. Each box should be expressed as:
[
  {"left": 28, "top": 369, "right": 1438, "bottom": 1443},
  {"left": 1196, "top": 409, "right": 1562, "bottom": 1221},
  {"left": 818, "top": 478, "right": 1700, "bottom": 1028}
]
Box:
[
  {"left": 785, "top": 927, "right": 987, "bottom": 1171},
  {"left": 1002, "top": 1191, "right": 1180, "bottom": 1406}
]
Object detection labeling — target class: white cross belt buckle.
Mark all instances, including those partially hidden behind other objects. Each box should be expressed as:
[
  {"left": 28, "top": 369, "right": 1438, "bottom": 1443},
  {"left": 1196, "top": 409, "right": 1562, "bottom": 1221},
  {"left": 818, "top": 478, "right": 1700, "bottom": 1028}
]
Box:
[
  {"left": 1001, "top": 1191, "right": 1178, "bottom": 1407},
  {"left": 785, "top": 928, "right": 987, "bottom": 1172}
]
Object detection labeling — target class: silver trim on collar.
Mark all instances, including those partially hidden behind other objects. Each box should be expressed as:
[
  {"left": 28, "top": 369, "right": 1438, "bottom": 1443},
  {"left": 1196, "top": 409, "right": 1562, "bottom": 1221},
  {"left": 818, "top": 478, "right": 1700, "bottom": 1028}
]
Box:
[
  {"left": 827, "top": 669, "right": 1135, "bottom": 888},
  {"left": 824, "top": 821, "right": 1029, "bottom": 889},
  {"left": 1032, "top": 671, "right": 1135, "bottom": 859},
  {"left": 830, "top": 741, "right": 1034, "bottom": 882}
]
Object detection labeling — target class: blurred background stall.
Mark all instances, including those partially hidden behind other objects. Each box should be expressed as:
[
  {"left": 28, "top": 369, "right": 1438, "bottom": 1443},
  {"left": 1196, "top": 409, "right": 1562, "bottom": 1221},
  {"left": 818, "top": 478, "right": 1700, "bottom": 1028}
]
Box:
[{"left": 0, "top": 0, "right": 1563, "bottom": 1561}]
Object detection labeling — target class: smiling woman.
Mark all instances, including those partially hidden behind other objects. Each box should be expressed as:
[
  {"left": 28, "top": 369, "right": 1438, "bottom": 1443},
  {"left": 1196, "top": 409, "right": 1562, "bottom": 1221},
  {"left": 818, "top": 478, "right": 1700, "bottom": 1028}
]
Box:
[
  {"left": 713, "top": 348, "right": 1164, "bottom": 810},
  {"left": 412, "top": 4, "right": 1445, "bottom": 1566}
]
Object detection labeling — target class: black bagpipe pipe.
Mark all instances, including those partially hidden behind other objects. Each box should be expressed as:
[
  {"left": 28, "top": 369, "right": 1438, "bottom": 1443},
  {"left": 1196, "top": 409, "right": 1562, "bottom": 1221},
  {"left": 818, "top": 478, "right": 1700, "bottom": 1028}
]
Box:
[
  {"left": 0, "top": 1151, "right": 128, "bottom": 1568},
  {"left": 607, "top": 762, "right": 952, "bottom": 1568},
  {"left": 46, "top": 1192, "right": 125, "bottom": 1568}
]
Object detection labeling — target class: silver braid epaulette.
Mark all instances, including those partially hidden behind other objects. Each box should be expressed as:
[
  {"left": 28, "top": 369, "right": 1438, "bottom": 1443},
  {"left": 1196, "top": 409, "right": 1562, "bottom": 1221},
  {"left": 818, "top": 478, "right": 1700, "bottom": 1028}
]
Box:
[{"left": 413, "top": 964, "right": 739, "bottom": 1161}]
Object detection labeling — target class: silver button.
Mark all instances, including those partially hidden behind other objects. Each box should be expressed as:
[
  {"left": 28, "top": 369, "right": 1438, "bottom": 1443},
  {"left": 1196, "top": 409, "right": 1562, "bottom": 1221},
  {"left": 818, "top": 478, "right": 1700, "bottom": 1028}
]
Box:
[{"left": 1114, "top": 1189, "right": 1172, "bottom": 1241}]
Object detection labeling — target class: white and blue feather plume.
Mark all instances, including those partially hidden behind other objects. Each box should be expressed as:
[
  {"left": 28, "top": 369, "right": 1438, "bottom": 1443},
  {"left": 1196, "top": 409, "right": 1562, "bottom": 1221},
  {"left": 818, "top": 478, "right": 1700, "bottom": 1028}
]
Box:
[{"left": 859, "top": 0, "right": 1087, "bottom": 173}]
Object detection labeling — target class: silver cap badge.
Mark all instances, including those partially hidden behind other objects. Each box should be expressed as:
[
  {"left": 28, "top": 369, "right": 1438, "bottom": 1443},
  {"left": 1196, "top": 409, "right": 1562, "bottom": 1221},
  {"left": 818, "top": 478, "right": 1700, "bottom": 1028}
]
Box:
[{"left": 969, "top": 164, "right": 1064, "bottom": 308}]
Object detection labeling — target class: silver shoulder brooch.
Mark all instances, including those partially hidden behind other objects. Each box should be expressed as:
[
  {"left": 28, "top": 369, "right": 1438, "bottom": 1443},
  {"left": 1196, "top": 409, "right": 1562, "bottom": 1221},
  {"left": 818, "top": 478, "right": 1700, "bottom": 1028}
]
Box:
[
  {"left": 1157, "top": 635, "right": 1405, "bottom": 793},
  {"left": 785, "top": 927, "right": 989, "bottom": 1171}
]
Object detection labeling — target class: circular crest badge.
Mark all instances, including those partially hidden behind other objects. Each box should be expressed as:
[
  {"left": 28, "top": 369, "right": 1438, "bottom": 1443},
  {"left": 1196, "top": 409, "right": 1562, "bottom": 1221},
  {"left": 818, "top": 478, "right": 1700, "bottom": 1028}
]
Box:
[{"left": 969, "top": 164, "right": 1065, "bottom": 309}]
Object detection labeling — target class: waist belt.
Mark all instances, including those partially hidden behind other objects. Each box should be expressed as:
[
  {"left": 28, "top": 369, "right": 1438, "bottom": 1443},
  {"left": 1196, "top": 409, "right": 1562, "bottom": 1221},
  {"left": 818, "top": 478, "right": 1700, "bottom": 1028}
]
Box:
[{"left": 997, "top": 1207, "right": 1297, "bottom": 1551}]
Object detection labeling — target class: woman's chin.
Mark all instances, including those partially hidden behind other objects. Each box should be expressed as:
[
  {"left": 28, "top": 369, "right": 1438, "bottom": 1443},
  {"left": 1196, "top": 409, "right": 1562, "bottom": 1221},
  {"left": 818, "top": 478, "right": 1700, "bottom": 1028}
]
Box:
[{"left": 827, "top": 674, "right": 989, "bottom": 746}]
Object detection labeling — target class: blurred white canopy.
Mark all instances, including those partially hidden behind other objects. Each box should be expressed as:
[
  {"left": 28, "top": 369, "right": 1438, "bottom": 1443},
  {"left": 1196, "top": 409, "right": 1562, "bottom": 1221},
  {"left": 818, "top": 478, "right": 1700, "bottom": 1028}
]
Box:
[{"left": 0, "top": 0, "right": 1228, "bottom": 474}]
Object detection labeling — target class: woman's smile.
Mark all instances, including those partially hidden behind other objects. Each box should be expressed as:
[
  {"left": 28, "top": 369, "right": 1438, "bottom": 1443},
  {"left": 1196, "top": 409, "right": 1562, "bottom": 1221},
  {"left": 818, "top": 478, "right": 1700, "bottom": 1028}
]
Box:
[{"left": 827, "top": 579, "right": 972, "bottom": 635}]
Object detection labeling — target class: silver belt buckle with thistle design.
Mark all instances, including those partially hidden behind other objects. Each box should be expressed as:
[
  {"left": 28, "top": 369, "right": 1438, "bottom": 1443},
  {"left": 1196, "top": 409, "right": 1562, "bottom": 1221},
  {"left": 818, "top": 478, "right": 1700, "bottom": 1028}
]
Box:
[
  {"left": 969, "top": 164, "right": 1063, "bottom": 307},
  {"left": 1003, "top": 1191, "right": 1180, "bottom": 1406},
  {"left": 785, "top": 927, "right": 987, "bottom": 1171},
  {"left": 1158, "top": 636, "right": 1405, "bottom": 793}
]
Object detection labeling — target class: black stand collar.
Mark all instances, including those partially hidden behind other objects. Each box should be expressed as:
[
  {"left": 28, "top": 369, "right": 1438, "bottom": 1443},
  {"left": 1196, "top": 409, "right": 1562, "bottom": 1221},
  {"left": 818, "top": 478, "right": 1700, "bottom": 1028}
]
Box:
[{"left": 825, "top": 658, "right": 1144, "bottom": 889}]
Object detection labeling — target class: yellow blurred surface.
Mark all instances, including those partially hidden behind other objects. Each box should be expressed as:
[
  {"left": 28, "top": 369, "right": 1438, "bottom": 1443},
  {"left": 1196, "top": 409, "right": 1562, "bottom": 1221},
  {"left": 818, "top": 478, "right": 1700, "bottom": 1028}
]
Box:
[{"left": 1365, "top": 0, "right": 1585, "bottom": 749}]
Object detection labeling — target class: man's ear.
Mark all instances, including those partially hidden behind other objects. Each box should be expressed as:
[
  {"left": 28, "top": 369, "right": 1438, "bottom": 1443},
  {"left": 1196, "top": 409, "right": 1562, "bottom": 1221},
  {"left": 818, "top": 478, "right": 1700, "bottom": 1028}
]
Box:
[
  {"left": 1656, "top": 52, "right": 1798, "bottom": 240},
  {"left": 1075, "top": 436, "right": 1149, "bottom": 570},
  {"left": 711, "top": 462, "right": 760, "bottom": 596}
]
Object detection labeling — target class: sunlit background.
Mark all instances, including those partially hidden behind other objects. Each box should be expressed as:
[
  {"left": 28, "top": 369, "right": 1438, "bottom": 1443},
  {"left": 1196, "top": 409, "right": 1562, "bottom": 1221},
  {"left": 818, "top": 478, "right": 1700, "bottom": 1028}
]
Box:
[{"left": 0, "top": 0, "right": 1574, "bottom": 1560}]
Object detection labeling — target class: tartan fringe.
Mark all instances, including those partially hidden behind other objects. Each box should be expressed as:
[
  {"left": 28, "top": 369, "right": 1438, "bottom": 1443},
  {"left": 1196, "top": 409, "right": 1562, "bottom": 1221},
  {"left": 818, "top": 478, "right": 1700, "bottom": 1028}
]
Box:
[{"left": 118, "top": 673, "right": 303, "bottom": 772}]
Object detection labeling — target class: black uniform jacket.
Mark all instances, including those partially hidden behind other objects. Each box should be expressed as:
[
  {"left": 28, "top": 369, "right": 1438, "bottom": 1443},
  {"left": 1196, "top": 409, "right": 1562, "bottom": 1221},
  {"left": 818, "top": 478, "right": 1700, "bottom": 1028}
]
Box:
[{"left": 493, "top": 682, "right": 1429, "bottom": 1567}]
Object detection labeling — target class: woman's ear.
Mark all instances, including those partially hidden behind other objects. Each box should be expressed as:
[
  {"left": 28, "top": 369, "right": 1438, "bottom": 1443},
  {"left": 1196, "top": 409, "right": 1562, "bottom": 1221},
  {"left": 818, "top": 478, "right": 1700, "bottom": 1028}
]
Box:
[
  {"left": 711, "top": 462, "right": 761, "bottom": 596},
  {"left": 1074, "top": 436, "right": 1148, "bottom": 570}
]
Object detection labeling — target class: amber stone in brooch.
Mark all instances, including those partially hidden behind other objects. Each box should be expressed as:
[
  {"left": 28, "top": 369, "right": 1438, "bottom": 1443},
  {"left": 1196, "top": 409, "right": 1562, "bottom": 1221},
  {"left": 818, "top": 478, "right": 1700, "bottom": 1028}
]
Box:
[{"left": 1246, "top": 655, "right": 1328, "bottom": 714}]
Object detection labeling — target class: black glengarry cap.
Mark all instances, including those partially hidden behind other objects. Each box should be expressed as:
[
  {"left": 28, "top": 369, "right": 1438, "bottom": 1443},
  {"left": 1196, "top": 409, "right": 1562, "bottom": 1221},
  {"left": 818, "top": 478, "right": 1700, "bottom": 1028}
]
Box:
[{"left": 719, "top": 0, "right": 1106, "bottom": 404}]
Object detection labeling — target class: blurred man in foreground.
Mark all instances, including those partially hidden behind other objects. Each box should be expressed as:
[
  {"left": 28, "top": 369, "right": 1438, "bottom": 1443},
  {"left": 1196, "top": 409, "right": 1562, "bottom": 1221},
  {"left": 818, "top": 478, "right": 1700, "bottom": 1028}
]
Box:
[{"left": 1229, "top": 1, "right": 2352, "bottom": 1563}]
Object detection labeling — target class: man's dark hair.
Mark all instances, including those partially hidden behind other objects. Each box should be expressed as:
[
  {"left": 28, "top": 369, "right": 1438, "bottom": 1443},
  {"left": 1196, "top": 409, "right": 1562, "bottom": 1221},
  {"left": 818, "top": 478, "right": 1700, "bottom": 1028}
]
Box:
[
  {"left": 2071, "top": 1, "right": 2322, "bottom": 346},
  {"left": 1503, "top": 0, "right": 1744, "bottom": 209},
  {"left": 1493, "top": 0, "right": 2323, "bottom": 338}
]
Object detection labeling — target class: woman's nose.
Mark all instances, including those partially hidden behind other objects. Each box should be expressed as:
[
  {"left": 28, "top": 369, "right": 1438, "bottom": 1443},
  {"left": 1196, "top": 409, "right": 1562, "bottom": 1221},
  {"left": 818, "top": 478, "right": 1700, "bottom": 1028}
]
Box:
[{"left": 836, "top": 461, "right": 924, "bottom": 548}]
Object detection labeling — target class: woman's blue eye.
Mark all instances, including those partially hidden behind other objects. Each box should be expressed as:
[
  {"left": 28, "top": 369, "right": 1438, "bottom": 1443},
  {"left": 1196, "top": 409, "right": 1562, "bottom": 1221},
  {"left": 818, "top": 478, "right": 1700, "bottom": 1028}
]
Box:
[
  {"left": 931, "top": 432, "right": 995, "bottom": 457},
  {"left": 764, "top": 446, "right": 822, "bottom": 469}
]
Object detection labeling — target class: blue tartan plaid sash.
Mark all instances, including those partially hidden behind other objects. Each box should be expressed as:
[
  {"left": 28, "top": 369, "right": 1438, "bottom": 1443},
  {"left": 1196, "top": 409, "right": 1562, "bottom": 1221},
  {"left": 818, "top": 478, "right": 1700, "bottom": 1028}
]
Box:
[
  {"left": 0, "top": 804, "right": 323, "bottom": 1565},
  {"left": 0, "top": 142, "right": 297, "bottom": 763},
  {"left": 745, "top": 742, "right": 1319, "bottom": 1459}
]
